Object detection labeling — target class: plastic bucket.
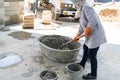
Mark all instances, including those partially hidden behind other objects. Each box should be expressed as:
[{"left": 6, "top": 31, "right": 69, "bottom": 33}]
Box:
[
  {"left": 40, "top": 70, "right": 58, "bottom": 80},
  {"left": 66, "top": 63, "right": 83, "bottom": 80}
]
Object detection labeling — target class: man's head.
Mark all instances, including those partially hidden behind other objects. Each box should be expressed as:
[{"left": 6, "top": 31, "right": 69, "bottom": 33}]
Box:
[
  {"left": 70, "top": 0, "right": 86, "bottom": 8},
  {"left": 71, "top": 0, "right": 86, "bottom": 18}
]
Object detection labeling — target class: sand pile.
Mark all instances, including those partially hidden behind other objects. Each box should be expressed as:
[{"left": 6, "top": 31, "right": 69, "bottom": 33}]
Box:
[
  {"left": 94, "top": 2, "right": 120, "bottom": 22},
  {"left": 99, "top": 8, "right": 118, "bottom": 18}
]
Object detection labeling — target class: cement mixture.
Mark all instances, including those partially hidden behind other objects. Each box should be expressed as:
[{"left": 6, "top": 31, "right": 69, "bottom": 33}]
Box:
[
  {"left": 39, "top": 35, "right": 79, "bottom": 50},
  {"left": 40, "top": 70, "right": 57, "bottom": 80}
]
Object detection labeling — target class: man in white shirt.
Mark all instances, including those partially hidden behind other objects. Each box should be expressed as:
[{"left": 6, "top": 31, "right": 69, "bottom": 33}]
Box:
[{"left": 72, "top": 0, "right": 107, "bottom": 79}]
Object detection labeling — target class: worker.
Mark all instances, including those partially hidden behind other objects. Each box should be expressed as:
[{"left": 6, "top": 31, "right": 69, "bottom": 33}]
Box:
[{"left": 71, "top": 0, "right": 107, "bottom": 79}]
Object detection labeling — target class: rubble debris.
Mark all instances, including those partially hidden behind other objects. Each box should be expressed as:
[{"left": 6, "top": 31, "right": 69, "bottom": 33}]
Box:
[
  {"left": 52, "top": 67, "right": 60, "bottom": 71},
  {"left": 45, "top": 65, "right": 55, "bottom": 69},
  {"left": 22, "top": 67, "right": 38, "bottom": 77},
  {"left": 21, "top": 71, "right": 33, "bottom": 77},
  {"left": 28, "top": 67, "right": 38, "bottom": 72},
  {"left": 34, "top": 56, "right": 45, "bottom": 63}
]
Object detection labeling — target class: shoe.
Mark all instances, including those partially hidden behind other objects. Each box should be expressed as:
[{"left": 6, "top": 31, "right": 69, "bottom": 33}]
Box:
[{"left": 82, "top": 73, "right": 97, "bottom": 79}]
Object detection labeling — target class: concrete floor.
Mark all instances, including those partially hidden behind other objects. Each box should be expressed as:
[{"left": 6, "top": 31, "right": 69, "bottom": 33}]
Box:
[
  {"left": 0, "top": 18, "right": 120, "bottom": 80},
  {"left": 0, "top": 5, "right": 120, "bottom": 79}
]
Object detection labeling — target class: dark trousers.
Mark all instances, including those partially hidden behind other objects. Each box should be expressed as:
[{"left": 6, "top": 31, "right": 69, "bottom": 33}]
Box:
[{"left": 80, "top": 44, "right": 99, "bottom": 77}]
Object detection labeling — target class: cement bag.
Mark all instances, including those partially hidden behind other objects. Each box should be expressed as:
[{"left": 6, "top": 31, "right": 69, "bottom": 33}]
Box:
[{"left": 42, "top": 10, "right": 52, "bottom": 24}]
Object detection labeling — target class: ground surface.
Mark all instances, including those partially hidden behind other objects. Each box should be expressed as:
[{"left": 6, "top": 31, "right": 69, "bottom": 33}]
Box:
[{"left": 0, "top": 2, "right": 120, "bottom": 80}]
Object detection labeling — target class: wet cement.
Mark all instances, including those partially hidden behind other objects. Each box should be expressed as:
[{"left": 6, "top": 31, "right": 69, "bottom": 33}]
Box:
[
  {"left": 39, "top": 35, "right": 79, "bottom": 50},
  {"left": 40, "top": 70, "right": 57, "bottom": 79},
  {"left": 8, "top": 31, "right": 32, "bottom": 40},
  {"left": 67, "top": 63, "right": 81, "bottom": 71}
]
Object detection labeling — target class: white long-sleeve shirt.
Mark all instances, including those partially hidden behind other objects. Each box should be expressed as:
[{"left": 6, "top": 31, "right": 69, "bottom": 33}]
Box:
[{"left": 78, "top": 4, "right": 107, "bottom": 48}]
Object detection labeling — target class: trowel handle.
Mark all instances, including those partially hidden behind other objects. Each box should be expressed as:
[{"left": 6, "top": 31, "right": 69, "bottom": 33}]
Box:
[{"left": 76, "top": 34, "right": 84, "bottom": 40}]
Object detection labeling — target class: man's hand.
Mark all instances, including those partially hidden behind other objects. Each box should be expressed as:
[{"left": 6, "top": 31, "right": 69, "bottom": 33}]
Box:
[
  {"left": 83, "top": 26, "right": 91, "bottom": 37},
  {"left": 73, "top": 33, "right": 81, "bottom": 42}
]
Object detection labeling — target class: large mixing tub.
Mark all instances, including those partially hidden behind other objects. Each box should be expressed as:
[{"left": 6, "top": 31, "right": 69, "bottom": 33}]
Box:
[{"left": 38, "top": 35, "right": 81, "bottom": 63}]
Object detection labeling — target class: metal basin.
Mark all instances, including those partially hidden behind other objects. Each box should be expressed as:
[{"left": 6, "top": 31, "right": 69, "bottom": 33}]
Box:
[
  {"left": 38, "top": 35, "right": 81, "bottom": 63},
  {"left": 40, "top": 70, "right": 58, "bottom": 80}
]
